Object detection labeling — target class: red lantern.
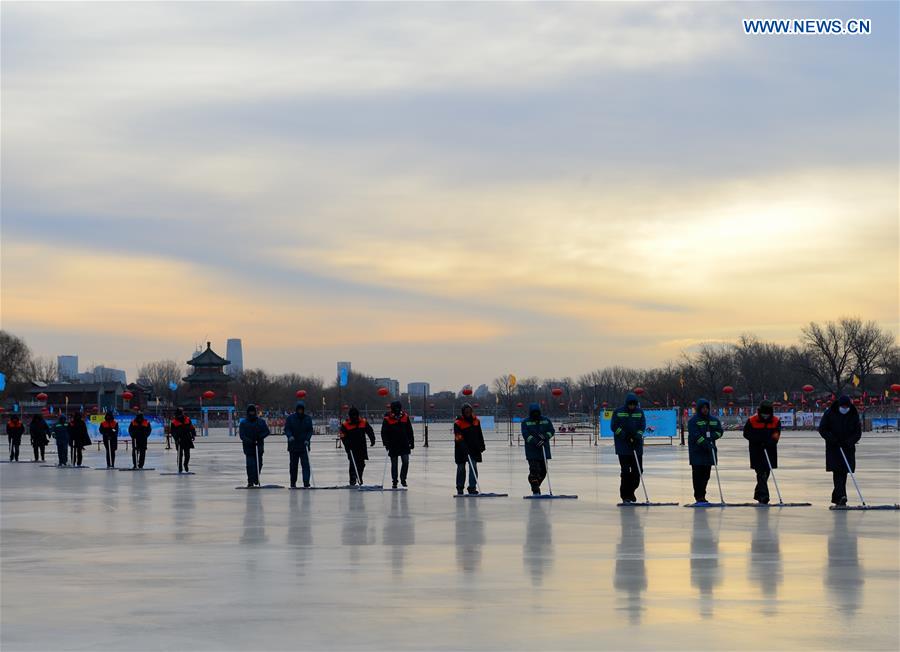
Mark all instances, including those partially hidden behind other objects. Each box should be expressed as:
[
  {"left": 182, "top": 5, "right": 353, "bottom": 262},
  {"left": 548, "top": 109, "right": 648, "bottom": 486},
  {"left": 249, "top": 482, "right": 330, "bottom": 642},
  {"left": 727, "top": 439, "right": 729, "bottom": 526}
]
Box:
[
  {"left": 852, "top": 398, "right": 861, "bottom": 406},
  {"left": 122, "top": 391, "right": 134, "bottom": 401},
  {"left": 90, "top": 406, "right": 99, "bottom": 414},
  {"left": 36, "top": 392, "right": 48, "bottom": 401},
  {"left": 727, "top": 401, "right": 734, "bottom": 406},
  {"left": 202, "top": 390, "right": 215, "bottom": 400},
  {"left": 462, "top": 386, "right": 473, "bottom": 396},
  {"left": 0, "top": 407, "right": 5, "bottom": 413},
  {"left": 41, "top": 407, "right": 49, "bottom": 415},
  {"left": 551, "top": 387, "right": 563, "bottom": 397},
  {"left": 377, "top": 387, "right": 389, "bottom": 397},
  {"left": 296, "top": 390, "right": 307, "bottom": 399},
  {"left": 634, "top": 387, "right": 645, "bottom": 396},
  {"left": 653, "top": 401, "right": 660, "bottom": 406},
  {"left": 473, "top": 402, "right": 480, "bottom": 408},
  {"left": 429, "top": 403, "right": 436, "bottom": 409},
  {"left": 601, "top": 401, "right": 608, "bottom": 408},
  {"left": 516, "top": 402, "right": 524, "bottom": 408},
  {"left": 802, "top": 384, "right": 814, "bottom": 393},
  {"left": 891, "top": 383, "right": 900, "bottom": 393},
  {"left": 722, "top": 385, "right": 734, "bottom": 395}
]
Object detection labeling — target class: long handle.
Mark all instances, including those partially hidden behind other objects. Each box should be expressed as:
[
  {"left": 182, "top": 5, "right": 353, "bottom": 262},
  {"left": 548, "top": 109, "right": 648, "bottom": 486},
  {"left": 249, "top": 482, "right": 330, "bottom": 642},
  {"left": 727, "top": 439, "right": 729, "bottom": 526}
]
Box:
[
  {"left": 381, "top": 453, "right": 389, "bottom": 489},
  {"left": 467, "top": 454, "right": 483, "bottom": 494},
  {"left": 633, "top": 449, "right": 650, "bottom": 503},
  {"left": 255, "top": 443, "right": 261, "bottom": 486},
  {"left": 349, "top": 449, "right": 362, "bottom": 485},
  {"left": 840, "top": 447, "right": 866, "bottom": 506},
  {"left": 764, "top": 449, "right": 783, "bottom": 505},
  {"left": 541, "top": 442, "right": 553, "bottom": 496},
  {"left": 711, "top": 446, "right": 725, "bottom": 504}
]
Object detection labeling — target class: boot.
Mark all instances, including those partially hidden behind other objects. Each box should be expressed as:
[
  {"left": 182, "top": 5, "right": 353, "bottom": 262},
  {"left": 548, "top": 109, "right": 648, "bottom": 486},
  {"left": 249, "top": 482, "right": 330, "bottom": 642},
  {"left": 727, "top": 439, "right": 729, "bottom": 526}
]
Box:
[
  {"left": 531, "top": 485, "right": 541, "bottom": 495},
  {"left": 246, "top": 482, "right": 254, "bottom": 488},
  {"left": 392, "top": 480, "right": 398, "bottom": 489},
  {"left": 401, "top": 479, "right": 408, "bottom": 487},
  {"left": 456, "top": 486, "right": 464, "bottom": 495},
  {"left": 467, "top": 487, "right": 479, "bottom": 495}
]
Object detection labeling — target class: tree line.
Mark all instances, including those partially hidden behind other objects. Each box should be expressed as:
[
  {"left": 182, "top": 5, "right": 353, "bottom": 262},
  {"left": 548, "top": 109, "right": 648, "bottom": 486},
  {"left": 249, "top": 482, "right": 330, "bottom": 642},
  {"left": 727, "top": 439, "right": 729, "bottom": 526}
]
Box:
[{"left": 1, "top": 317, "right": 897, "bottom": 415}]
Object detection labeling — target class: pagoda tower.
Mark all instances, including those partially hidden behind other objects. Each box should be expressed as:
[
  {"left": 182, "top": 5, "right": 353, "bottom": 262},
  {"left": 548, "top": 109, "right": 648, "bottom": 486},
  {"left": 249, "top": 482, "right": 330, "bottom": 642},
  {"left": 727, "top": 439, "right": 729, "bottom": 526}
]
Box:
[{"left": 182, "top": 342, "right": 232, "bottom": 405}]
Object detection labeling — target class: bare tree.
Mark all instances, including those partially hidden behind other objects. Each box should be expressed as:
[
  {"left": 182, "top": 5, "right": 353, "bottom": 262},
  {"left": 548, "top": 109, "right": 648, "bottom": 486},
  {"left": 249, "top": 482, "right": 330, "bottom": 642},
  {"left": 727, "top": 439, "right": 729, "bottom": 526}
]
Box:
[
  {"left": 0, "top": 330, "right": 33, "bottom": 386},
  {"left": 28, "top": 357, "right": 59, "bottom": 384},
  {"left": 844, "top": 317, "right": 896, "bottom": 393},
  {"left": 682, "top": 344, "right": 734, "bottom": 404},
  {"left": 137, "top": 360, "right": 185, "bottom": 399},
  {"left": 798, "top": 320, "right": 854, "bottom": 394}
]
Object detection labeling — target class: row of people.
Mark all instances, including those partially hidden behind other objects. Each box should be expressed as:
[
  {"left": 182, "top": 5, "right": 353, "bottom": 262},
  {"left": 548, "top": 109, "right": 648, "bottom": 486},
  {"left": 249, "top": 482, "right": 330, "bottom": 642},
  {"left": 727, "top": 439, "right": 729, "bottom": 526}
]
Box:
[
  {"left": 4, "top": 408, "right": 194, "bottom": 470},
  {"left": 6, "top": 395, "right": 864, "bottom": 505}
]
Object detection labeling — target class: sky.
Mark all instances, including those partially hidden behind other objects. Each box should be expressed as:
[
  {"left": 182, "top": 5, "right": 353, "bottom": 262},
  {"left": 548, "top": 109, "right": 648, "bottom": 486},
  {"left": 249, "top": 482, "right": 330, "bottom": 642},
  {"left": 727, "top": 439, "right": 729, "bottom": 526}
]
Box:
[{"left": 1, "top": 1, "right": 898, "bottom": 391}]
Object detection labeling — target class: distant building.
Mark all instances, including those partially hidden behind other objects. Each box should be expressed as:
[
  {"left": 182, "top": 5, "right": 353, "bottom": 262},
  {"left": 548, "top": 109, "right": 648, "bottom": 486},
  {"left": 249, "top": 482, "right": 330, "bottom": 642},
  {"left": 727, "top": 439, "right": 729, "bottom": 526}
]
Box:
[
  {"left": 375, "top": 378, "right": 400, "bottom": 397},
  {"left": 407, "top": 382, "right": 430, "bottom": 398},
  {"left": 226, "top": 339, "right": 244, "bottom": 376},
  {"left": 337, "top": 361, "right": 352, "bottom": 384},
  {"left": 91, "top": 366, "right": 127, "bottom": 384},
  {"left": 58, "top": 355, "right": 78, "bottom": 380},
  {"left": 474, "top": 384, "right": 490, "bottom": 399},
  {"left": 182, "top": 342, "right": 232, "bottom": 406},
  {"left": 28, "top": 381, "right": 127, "bottom": 413}
]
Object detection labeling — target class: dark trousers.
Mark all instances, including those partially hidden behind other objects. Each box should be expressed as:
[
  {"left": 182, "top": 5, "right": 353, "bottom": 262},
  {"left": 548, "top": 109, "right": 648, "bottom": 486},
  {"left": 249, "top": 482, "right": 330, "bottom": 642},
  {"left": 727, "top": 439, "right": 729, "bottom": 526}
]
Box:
[
  {"left": 178, "top": 447, "right": 191, "bottom": 472},
  {"left": 754, "top": 469, "right": 770, "bottom": 503},
  {"left": 618, "top": 454, "right": 642, "bottom": 501},
  {"left": 528, "top": 458, "right": 547, "bottom": 492},
  {"left": 33, "top": 444, "right": 45, "bottom": 461},
  {"left": 56, "top": 440, "right": 68, "bottom": 465},
  {"left": 831, "top": 470, "right": 848, "bottom": 504},
  {"left": 289, "top": 448, "right": 311, "bottom": 487},
  {"left": 390, "top": 454, "right": 409, "bottom": 483},
  {"left": 245, "top": 448, "right": 262, "bottom": 485},
  {"left": 132, "top": 448, "right": 146, "bottom": 469},
  {"left": 347, "top": 454, "right": 366, "bottom": 484},
  {"left": 456, "top": 461, "right": 478, "bottom": 491},
  {"left": 9, "top": 439, "right": 20, "bottom": 461},
  {"left": 72, "top": 446, "right": 83, "bottom": 466},
  {"left": 691, "top": 465, "right": 711, "bottom": 502},
  {"left": 104, "top": 441, "right": 116, "bottom": 467}
]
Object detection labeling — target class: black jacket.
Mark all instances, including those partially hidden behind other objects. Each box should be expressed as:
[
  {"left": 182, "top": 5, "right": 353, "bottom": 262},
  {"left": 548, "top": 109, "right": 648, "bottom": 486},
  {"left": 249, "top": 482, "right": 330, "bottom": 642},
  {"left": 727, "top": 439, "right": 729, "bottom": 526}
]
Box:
[
  {"left": 129, "top": 418, "right": 152, "bottom": 451},
  {"left": 454, "top": 416, "right": 486, "bottom": 464},
  {"left": 170, "top": 417, "right": 196, "bottom": 449},
  {"left": 6, "top": 418, "right": 25, "bottom": 443},
  {"left": 29, "top": 417, "right": 50, "bottom": 446},
  {"left": 99, "top": 419, "right": 119, "bottom": 449},
  {"left": 340, "top": 418, "right": 375, "bottom": 460},
  {"left": 742, "top": 414, "right": 780, "bottom": 470},
  {"left": 818, "top": 403, "right": 861, "bottom": 472},
  {"left": 69, "top": 419, "right": 91, "bottom": 448},
  {"left": 381, "top": 412, "right": 414, "bottom": 456}
]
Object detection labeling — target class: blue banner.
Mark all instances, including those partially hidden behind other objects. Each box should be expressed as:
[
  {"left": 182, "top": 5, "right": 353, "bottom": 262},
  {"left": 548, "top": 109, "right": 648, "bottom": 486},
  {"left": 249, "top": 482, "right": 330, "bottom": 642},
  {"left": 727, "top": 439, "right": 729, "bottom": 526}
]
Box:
[
  {"left": 87, "top": 415, "right": 166, "bottom": 440},
  {"left": 599, "top": 408, "right": 678, "bottom": 438}
]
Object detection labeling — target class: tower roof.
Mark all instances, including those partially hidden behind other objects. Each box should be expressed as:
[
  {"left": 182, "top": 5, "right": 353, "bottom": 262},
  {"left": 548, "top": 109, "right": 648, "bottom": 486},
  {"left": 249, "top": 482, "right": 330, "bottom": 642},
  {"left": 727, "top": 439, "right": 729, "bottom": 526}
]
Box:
[{"left": 187, "top": 342, "right": 230, "bottom": 368}]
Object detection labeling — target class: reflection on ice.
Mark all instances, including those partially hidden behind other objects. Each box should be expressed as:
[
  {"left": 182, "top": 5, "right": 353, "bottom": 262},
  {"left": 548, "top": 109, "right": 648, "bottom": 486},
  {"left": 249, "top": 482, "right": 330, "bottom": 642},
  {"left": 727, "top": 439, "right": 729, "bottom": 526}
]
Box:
[
  {"left": 748, "top": 508, "right": 782, "bottom": 615},
  {"left": 455, "top": 498, "right": 485, "bottom": 575},
  {"left": 690, "top": 508, "right": 722, "bottom": 618},
  {"left": 383, "top": 491, "right": 414, "bottom": 574},
  {"left": 825, "top": 512, "right": 864, "bottom": 616},
  {"left": 524, "top": 501, "right": 553, "bottom": 587},
  {"left": 614, "top": 507, "right": 647, "bottom": 625}
]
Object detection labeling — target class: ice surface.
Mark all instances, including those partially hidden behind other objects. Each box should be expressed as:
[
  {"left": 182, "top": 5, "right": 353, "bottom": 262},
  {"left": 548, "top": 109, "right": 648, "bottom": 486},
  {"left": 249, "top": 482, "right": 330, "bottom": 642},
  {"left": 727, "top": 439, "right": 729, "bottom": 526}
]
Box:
[{"left": 2, "top": 432, "right": 898, "bottom": 651}]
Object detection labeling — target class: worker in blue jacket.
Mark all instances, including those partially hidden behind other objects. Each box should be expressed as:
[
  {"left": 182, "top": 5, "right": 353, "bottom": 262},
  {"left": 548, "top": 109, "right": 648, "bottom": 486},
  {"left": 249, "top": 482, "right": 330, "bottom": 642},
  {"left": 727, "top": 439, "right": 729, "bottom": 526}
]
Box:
[
  {"left": 521, "top": 403, "right": 554, "bottom": 495},
  {"left": 52, "top": 413, "right": 70, "bottom": 466},
  {"left": 687, "top": 399, "right": 723, "bottom": 504},
  {"left": 239, "top": 404, "right": 270, "bottom": 487},
  {"left": 284, "top": 401, "right": 314, "bottom": 488},
  {"left": 610, "top": 393, "right": 646, "bottom": 503}
]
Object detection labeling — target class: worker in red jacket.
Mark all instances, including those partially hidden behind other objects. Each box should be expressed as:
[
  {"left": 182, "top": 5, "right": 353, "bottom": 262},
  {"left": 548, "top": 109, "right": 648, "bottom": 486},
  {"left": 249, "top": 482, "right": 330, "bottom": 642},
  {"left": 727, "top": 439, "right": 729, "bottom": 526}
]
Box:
[
  {"left": 340, "top": 407, "right": 376, "bottom": 485},
  {"left": 742, "top": 400, "right": 781, "bottom": 504},
  {"left": 170, "top": 408, "right": 196, "bottom": 473},
  {"left": 98, "top": 411, "right": 119, "bottom": 468},
  {"left": 6, "top": 415, "right": 25, "bottom": 462}
]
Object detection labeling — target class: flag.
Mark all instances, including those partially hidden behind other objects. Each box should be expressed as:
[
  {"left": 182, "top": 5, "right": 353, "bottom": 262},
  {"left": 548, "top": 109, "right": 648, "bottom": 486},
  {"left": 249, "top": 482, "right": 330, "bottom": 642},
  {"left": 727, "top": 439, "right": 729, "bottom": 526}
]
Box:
[{"left": 852, "top": 374, "right": 860, "bottom": 387}]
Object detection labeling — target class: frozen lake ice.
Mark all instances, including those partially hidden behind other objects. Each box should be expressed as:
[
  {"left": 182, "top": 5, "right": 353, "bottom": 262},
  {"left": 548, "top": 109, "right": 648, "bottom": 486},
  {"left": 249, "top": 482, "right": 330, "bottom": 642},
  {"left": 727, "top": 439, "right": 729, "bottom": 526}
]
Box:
[{"left": 2, "top": 431, "right": 898, "bottom": 651}]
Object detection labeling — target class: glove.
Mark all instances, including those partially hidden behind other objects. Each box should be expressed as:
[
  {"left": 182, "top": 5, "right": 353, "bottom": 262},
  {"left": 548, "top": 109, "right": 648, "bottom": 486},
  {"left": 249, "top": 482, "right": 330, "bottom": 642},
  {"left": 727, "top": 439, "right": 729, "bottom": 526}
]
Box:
[{"left": 771, "top": 432, "right": 780, "bottom": 442}]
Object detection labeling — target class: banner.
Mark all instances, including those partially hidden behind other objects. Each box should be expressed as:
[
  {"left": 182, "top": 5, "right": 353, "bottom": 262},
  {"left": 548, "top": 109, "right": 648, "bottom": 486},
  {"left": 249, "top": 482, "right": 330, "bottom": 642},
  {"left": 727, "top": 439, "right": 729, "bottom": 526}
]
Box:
[
  {"left": 86, "top": 415, "right": 166, "bottom": 440},
  {"left": 599, "top": 408, "right": 678, "bottom": 438},
  {"left": 775, "top": 412, "right": 794, "bottom": 427}
]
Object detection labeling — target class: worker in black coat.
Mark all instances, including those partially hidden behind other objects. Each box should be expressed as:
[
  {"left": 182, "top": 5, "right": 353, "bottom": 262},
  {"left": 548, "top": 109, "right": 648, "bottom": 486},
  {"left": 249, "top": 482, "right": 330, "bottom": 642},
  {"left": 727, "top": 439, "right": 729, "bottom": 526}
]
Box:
[
  {"left": 742, "top": 401, "right": 780, "bottom": 504},
  {"left": 239, "top": 404, "right": 270, "bottom": 487},
  {"left": 29, "top": 414, "right": 50, "bottom": 461},
  {"left": 818, "top": 395, "right": 862, "bottom": 506},
  {"left": 340, "top": 407, "right": 376, "bottom": 485},
  {"left": 381, "top": 401, "right": 414, "bottom": 488},
  {"left": 454, "top": 403, "right": 485, "bottom": 495},
  {"left": 6, "top": 415, "right": 25, "bottom": 462},
  {"left": 128, "top": 412, "right": 152, "bottom": 469},
  {"left": 69, "top": 412, "right": 91, "bottom": 467},
  {"left": 98, "top": 411, "right": 119, "bottom": 468}
]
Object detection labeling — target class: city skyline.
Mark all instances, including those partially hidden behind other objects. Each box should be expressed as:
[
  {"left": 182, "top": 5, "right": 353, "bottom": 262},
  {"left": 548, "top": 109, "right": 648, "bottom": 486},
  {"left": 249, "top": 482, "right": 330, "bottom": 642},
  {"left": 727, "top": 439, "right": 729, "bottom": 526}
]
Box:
[{"left": 2, "top": 2, "right": 897, "bottom": 390}]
